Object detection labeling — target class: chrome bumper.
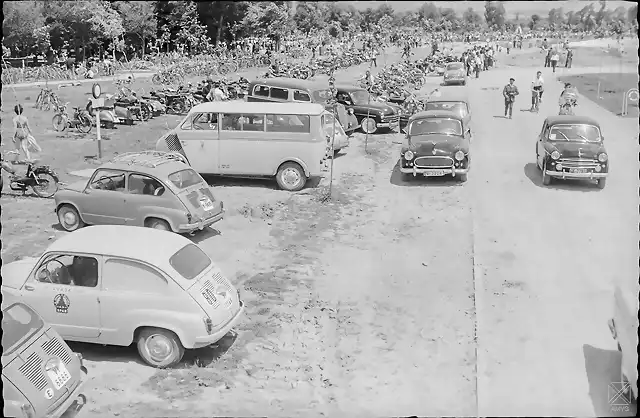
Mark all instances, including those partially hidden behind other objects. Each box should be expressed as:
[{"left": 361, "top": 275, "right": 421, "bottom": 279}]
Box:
[
  {"left": 193, "top": 301, "right": 245, "bottom": 348},
  {"left": 546, "top": 170, "right": 607, "bottom": 179},
  {"left": 178, "top": 210, "right": 224, "bottom": 233},
  {"left": 400, "top": 166, "right": 469, "bottom": 177}
]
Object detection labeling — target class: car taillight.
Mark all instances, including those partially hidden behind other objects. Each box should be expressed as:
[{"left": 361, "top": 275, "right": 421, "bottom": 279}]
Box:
[
  {"left": 21, "top": 403, "right": 35, "bottom": 418},
  {"left": 203, "top": 317, "right": 214, "bottom": 334}
]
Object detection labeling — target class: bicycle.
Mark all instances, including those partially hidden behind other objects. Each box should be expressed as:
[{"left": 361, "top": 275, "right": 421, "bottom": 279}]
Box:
[
  {"left": 52, "top": 102, "right": 93, "bottom": 134},
  {"left": 531, "top": 88, "right": 541, "bottom": 113}
]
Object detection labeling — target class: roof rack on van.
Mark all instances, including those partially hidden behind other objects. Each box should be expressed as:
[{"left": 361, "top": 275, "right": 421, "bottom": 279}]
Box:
[{"left": 110, "top": 151, "right": 188, "bottom": 168}]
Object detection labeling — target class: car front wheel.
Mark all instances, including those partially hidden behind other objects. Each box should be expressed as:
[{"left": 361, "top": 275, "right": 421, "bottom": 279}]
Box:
[
  {"left": 542, "top": 161, "right": 552, "bottom": 185},
  {"left": 57, "top": 204, "right": 84, "bottom": 231},
  {"left": 597, "top": 178, "right": 606, "bottom": 189},
  {"left": 137, "top": 327, "right": 185, "bottom": 368},
  {"left": 458, "top": 173, "right": 468, "bottom": 182}
]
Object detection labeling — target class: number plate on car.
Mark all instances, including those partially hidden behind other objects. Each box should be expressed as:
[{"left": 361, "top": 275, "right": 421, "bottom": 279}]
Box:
[
  {"left": 424, "top": 170, "right": 446, "bottom": 176},
  {"left": 570, "top": 168, "right": 587, "bottom": 174},
  {"left": 47, "top": 362, "right": 71, "bottom": 390},
  {"left": 200, "top": 197, "right": 214, "bottom": 211}
]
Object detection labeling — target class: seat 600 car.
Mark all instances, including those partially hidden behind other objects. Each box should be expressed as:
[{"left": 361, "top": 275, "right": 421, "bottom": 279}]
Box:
[
  {"left": 535, "top": 116, "right": 608, "bottom": 189},
  {"left": 443, "top": 62, "right": 467, "bottom": 86},
  {"left": 0, "top": 225, "right": 245, "bottom": 368},
  {"left": 2, "top": 302, "right": 88, "bottom": 418},
  {"left": 399, "top": 110, "right": 471, "bottom": 182},
  {"left": 54, "top": 151, "right": 224, "bottom": 233}
]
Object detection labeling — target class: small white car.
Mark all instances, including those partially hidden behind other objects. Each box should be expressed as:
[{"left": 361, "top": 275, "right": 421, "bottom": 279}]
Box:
[
  {"left": 608, "top": 283, "right": 639, "bottom": 403},
  {"left": 1, "top": 225, "right": 244, "bottom": 368}
]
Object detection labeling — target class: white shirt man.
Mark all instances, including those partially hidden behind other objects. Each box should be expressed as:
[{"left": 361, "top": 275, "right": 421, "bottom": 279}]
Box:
[{"left": 207, "top": 86, "right": 227, "bottom": 102}]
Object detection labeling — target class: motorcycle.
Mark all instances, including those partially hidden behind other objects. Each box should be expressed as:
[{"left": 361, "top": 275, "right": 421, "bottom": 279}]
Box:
[
  {"left": 559, "top": 100, "right": 576, "bottom": 116},
  {"left": 1, "top": 151, "right": 59, "bottom": 198},
  {"left": 86, "top": 95, "right": 132, "bottom": 127},
  {"left": 52, "top": 102, "right": 92, "bottom": 134}
]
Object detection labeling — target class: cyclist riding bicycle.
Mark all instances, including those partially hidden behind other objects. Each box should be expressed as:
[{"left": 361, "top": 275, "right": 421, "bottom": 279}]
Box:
[
  {"left": 530, "top": 71, "right": 544, "bottom": 111},
  {"left": 559, "top": 82, "right": 578, "bottom": 108}
]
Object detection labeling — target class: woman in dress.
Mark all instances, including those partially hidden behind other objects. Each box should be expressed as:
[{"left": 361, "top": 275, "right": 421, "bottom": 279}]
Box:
[{"left": 12, "top": 104, "right": 41, "bottom": 161}]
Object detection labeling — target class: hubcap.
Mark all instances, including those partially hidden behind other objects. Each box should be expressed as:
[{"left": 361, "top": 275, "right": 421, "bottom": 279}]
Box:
[
  {"left": 365, "top": 119, "right": 376, "bottom": 133},
  {"left": 63, "top": 211, "right": 77, "bottom": 226},
  {"left": 146, "top": 334, "right": 172, "bottom": 362},
  {"left": 153, "top": 222, "right": 169, "bottom": 230},
  {"left": 282, "top": 168, "right": 300, "bottom": 188}
]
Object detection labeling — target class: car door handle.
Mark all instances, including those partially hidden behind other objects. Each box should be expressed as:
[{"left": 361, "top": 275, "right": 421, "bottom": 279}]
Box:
[{"left": 24, "top": 285, "right": 35, "bottom": 291}]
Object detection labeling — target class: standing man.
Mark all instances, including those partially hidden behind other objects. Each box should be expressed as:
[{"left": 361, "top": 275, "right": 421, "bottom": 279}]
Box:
[
  {"left": 550, "top": 50, "right": 559, "bottom": 73},
  {"left": 503, "top": 77, "right": 519, "bottom": 119},
  {"left": 564, "top": 47, "right": 573, "bottom": 68},
  {"left": 544, "top": 47, "right": 552, "bottom": 67}
]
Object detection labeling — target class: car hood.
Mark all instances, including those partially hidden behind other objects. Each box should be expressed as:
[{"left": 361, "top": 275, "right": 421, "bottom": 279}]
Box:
[
  {"left": 409, "top": 134, "right": 469, "bottom": 155},
  {"left": 0, "top": 257, "right": 39, "bottom": 289},
  {"left": 547, "top": 141, "right": 605, "bottom": 158},
  {"left": 357, "top": 101, "right": 398, "bottom": 114}
]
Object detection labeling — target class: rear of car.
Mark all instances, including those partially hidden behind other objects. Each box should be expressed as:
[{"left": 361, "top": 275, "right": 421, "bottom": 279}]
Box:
[
  {"left": 168, "top": 243, "right": 244, "bottom": 348},
  {"left": 166, "top": 168, "right": 224, "bottom": 233},
  {"left": 444, "top": 63, "right": 466, "bottom": 85},
  {"left": 608, "top": 284, "right": 639, "bottom": 402},
  {"left": 2, "top": 302, "right": 88, "bottom": 418}
]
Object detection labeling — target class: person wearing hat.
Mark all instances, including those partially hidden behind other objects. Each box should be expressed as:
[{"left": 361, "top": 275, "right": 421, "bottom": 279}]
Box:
[{"left": 502, "top": 77, "right": 519, "bottom": 119}]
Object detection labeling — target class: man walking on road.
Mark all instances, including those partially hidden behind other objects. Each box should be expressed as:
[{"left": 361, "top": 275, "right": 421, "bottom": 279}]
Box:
[
  {"left": 550, "top": 50, "right": 559, "bottom": 73},
  {"left": 565, "top": 48, "right": 573, "bottom": 68},
  {"left": 503, "top": 77, "right": 519, "bottom": 119}
]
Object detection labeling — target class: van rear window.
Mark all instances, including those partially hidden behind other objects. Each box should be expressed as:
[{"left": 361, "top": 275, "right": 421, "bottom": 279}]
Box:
[
  {"left": 169, "top": 244, "right": 212, "bottom": 280},
  {"left": 2, "top": 303, "right": 44, "bottom": 356}
]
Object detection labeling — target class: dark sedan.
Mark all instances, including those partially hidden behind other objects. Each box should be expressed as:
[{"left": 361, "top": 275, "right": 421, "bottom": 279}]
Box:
[
  {"left": 535, "top": 115, "right": 608, "bottom": 189},
  {"left": 335, "top": 85, "right": 405, "bottom": 134},
  {"left": 399, "top": 110, "right": 471, "bottom": 182}
]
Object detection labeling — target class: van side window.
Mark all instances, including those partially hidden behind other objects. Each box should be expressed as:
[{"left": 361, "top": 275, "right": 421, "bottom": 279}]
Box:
[
  {"left": 293, "top": 90, "right": 311, "bottom": 102},
  {"left": 270, "top": 87, "right": 288, "bottom": 100},
  {"left": 254, "top": 85, "right": 269, "bottom": 97},
  {"left": 102, "top": 258, "right": 168, "bottom": 293},
  {"left": 266, "top": 114, "right": 311, "bottom": 133},
  {"left": 221, "top": 113, "right": 241, "bottom": 131},
  {"left": 192, "top": 113, "right": 218, "bottom": 130},
  {"left": 240, "top": 114, "right": 265, "bottom": 131}
]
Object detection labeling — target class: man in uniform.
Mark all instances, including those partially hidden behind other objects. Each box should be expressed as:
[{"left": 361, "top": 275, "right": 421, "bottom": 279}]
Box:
[{"left": 503, "top": 77, "right": 519, "bottom": 119}]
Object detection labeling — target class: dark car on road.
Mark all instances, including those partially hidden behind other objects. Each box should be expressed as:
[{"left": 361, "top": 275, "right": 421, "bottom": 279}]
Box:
[
  {"left": 535, "top": 115, "right": 608, "bottom": 189},
  {"left": 399, "top": 109, "right": 471, "bottom": 182},
  {"left": 443, "top": 62, "right": 467, "bottom": 86},
  {"left": 425, "top": 88, "right": 472, "bottom": 134},
  {"left": 335, "top": 85, "right": 404, "bottom": 134}
]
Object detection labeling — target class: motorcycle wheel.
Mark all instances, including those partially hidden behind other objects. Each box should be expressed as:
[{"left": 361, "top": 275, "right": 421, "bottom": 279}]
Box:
[
  {"left": 140, "top": 105, "right": 152, "bottom": 122},
  {"left": 77, "top": 115, "right": 92, "bottom": 134},
  {"left": 31, "top": 173, "right": 58, "bottom": 198},
  {"left": 52, "top": 114, "right": 68, "bottom": 132}
]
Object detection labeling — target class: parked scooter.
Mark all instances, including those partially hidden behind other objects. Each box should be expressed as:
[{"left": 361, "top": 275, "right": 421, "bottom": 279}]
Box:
[
  {"left": 86, "top": 95, "right": 133, "bottom": 127},
  {"left": 52, "top": 102, "right": 92, "bottom": 134},
  {"left": 1, "top": 151, "right": 59, "bottom": 198}
]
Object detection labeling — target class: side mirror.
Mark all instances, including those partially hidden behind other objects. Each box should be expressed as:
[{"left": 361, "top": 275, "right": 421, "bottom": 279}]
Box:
[{"left": 601, "top": 136, "right": 605, "bottom": 141}]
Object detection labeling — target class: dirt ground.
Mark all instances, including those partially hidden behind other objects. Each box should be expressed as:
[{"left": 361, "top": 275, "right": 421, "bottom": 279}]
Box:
[{"left": 1, "top": 42, "right": 638, "bottom": 417}]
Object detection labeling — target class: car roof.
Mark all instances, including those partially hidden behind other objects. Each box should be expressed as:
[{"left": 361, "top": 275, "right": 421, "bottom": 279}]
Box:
[
  {"left": 545, "top": 115, "right": 600, "bottom": 126},
  {"left": 250, "top": 77, "right": 324, "bottom": 91},
  {"left": 409, "top": 109, "right": 462, "bottom": 121},
  {"left": 46, "top": 225, "right": 190, "bottom": 266},
  {"left": 335, "top": 84, "right": 366, "bottom": 92},
  {"left": 189, "top": 100, "right": 325, "bottom": 116},
  {"left": 99, "top": 151, "right": 189, "bottom": 177},
  {"left": 428, "top": 89, "right": 470, "bottom": 102}
]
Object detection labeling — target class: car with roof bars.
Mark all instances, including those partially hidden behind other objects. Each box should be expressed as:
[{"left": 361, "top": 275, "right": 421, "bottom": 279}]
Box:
[
  {"left": 2, "top": 301, "right": 88, "bottom": 418},
  {"left": 0, "top": 225, "right": 245, "bottom": 368},
  {"left": 424, "top": 88, "right": 473, "bottom": 133},
  {"left": 53, "top": 151, "right": 224, "bottom": 234},
  {"left": 535, "top": 115, "right": 608, "bottom": 189},
  {"left": 399, "top": 109, "right": 471, "bottom": 182}
]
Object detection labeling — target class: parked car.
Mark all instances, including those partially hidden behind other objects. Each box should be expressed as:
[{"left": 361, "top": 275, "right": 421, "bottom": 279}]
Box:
[
  {"left": 443, "top": 62, "right": 467, "bottom": 86},
  {"left": 608, "top": 283, "right": 639, "bottom": 403},
  {"left": 399, "top": 109, "right": 471, "bottom": 182},
  {"left": 54, "top": 151, "right": 224, "bottom": 233},
  {"left": 335, "top": 85, "right": 404, "bottom": 134},
  {"left": 0, "top": 225, "right": 245, "bottom": 368},
  {"left": 424, "top": 88, "right": 473, "bottom": 133},
  {"left": 535, "top": 116, "right": 608, "bottom": 188},
  {"left": 2, "top": 301, "right": 88, "bottom": 418},
  {"left": 247, "top": 77, "right": 358, "bottom": 147}
]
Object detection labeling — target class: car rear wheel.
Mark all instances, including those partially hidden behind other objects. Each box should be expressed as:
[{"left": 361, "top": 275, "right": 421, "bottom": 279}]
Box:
[
  {"left": 137, "top": 327, "right": 185, "bottom": 368},
  {"left": 145, "top": 218, "right": 171, "bottom": 231},
  {"left": 58, "top": 204, "right": 84, "bottom": 231},
  {"left": 361, "top": 117, "right": 378, "bottom": 134},
  {"left": 597, "top": 178, "right": 606, "bottom": 189},
  {"left": 276, "top": 162, "right": 306, "bottom": 191}
]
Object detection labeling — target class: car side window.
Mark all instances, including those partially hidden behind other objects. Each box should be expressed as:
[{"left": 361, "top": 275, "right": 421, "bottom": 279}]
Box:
[
  {"left": 240, "top": 114, "right": 265, "bottom": 131},
  {"left": 270, "top": 87, "right": 288, "bottom": 100},
  {"left": 541, "top": 123, "right": 549, "bottom": 140},
  {"left": 128, "top": 173, "right": 165, "bottom": 196},
  {"left": 254, "top": 85, "right": 269, "bottom": 97},
  {"left": 337, "top": 92, "right": 352, "bottom": 104},
  {"left": 89, "top": 169, "right": 126, "bottom": 191},
  {"left": 293, "top": 90, "right": 311, "bottom": 102},
  {"left": 192, "top": 113, "right": 218, "bottom": 130},
  {"left": 102, "top": 258, "right": 169, "bottom": 293},
  {"left": 220, "top": 113, "right": 241, "bottom": 131},
  {"left": 36, "top": 254, "right": 99, "bottom": 288}
]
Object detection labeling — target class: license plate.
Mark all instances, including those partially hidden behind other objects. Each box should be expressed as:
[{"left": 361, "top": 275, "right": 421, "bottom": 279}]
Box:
[
  {"left": 46, "top": 362, "right": 71, "bottom": 390},
  {"left": 200, "top": 197, "right": 214, "bottom": 211},
  {"left": 424, "top": 170, "right": 447, "bottom": 176},
  {"left": 570, "top": 168, "right": 587, "bottom": 174}
]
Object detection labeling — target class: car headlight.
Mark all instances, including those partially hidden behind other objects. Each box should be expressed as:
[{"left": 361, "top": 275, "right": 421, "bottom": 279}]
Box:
[
  {"left": 551, "top": 150, "right": 560, "bottom": 160},
  {"left": 598, "top": 153, "right": 608, "bottom": 162},
  {"left": 454, "top": 150, "right": 465, "bottom": 161},
  {"left": 404, "top": 151, "right": 414, "bottom": 160}
]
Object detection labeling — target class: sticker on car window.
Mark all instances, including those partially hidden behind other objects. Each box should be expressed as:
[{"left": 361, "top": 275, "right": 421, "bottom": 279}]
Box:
[
  {"left": 549, "top": 133, "right": 557, "bottom": 140},
  {"left": 54, "top": 294, "right": 70, "bottom": 314}
]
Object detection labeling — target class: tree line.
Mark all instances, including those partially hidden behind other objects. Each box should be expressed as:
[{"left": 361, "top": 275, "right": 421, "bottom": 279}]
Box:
[{"left": 2, "top": 1, "right": 637, "bottom": 59}]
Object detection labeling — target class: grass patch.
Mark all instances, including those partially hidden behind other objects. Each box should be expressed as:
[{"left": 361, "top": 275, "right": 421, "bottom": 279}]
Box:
[{"left": 558, "top": 73, "right": 639, "bottom": 118}]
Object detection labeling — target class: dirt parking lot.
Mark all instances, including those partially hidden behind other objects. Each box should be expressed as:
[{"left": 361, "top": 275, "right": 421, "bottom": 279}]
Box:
[{"left": 1, "top": 42, "right": 638, "bottom": 417}]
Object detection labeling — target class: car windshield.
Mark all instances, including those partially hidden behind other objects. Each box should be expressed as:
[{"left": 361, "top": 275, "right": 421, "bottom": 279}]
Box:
[
  {"left": 549, "top": 124, "right": 601, "bottom": 142},
  {"left": 409, "top": 117, "right": 463, "bottom": 136},
  {"left": 350, "top": 90, "right": 374, "bottom": 105},
  {"left": 2, "top": 303, "right": 44, "bottom": 356},
  {"left": 168, "top": 169, "right": 203, "bottom": 189},
  {"left": 425, "top": 101, "right": 467, "bottom": 117},
  {"left": 447, "top": 63, "right": 464, "bottom": 71},
  {"left": 169, "top": 243, "right": 212, "bottom": 280}
]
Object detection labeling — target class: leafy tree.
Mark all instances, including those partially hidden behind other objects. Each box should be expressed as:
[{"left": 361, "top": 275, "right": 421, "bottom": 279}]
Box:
[
  {"left": 240, "top": 2, "right": 291, "bottom": 46},
  {"left": 3, "top": 1, "right": 47, "bottom": 56},
  {"left": 484, "top": 1, "right": 506, "bottom": 30},
  {"left": 87, "top": 1, "right": 125, "bottom": 59},
  {"left": 462, "top": 7, "right": 484, "bottom": 31},
  {"left": 547, "top": 8, "right": 565, "bottom": 30},
  {"left": 294, "top": 2, "right": 324, "bottom": 34},
  {"left": 417, "top": 2, "right": 439, "bottom": 21},
  {"left": 528, "top": 14, "right": 541, "bottom": 30},
  {"left": 628, "top": 5, "right": 638, "bottom": 31},
  {"left": 196, "top": 1, "right": 248, "bottom": 46},
  {"left": 112, "top": 1, "right": 157, "bottom": 57},
  {"left": 175, "top": 1, "right": 209, "bottom": 53}
]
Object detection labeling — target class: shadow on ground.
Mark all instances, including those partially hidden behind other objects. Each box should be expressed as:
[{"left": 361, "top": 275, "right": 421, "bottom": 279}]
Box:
[{"left": 523, "top": 162, "right": 603, "bottom": 192}]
